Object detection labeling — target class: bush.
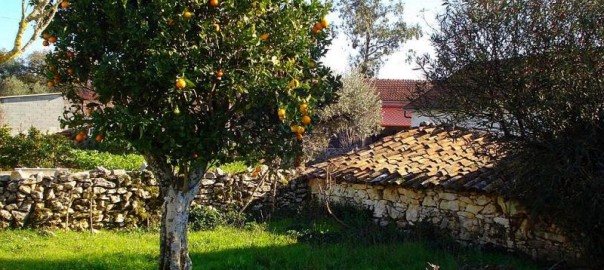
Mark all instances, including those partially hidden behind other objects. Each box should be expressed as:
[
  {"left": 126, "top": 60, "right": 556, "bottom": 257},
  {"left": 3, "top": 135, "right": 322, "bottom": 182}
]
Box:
[
  {"left": 0, "top": 126, "right": 145, "bottom": 170},
  {"left": 188, "top": 205, "right": 248, "bottom": 231},
  {"left": 64, "top": 149, "right": 145, "bottom": 171},
  {"left": 0, "top": 126, "right": 72, "bottom": 169}
]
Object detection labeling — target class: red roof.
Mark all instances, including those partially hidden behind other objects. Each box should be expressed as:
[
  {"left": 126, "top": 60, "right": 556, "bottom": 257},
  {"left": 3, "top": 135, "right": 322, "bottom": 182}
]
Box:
[
  {"left": 370, "top": 79, "right": 421, "bottom": 104},
  {"left": 382, "top": 106, "right": 412, "bottom": 127}
]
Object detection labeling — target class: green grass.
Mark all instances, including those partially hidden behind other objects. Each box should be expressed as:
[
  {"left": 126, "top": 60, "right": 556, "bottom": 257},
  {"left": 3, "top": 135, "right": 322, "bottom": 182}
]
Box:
[{"left": 0, "top": 225, "right": 538, "bottom": 270}]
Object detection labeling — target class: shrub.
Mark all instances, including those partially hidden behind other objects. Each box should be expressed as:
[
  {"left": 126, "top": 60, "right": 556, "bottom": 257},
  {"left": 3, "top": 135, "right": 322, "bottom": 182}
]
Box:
[
  {"left": 0, "top": 126, "right": 72, "bottom": 169},
  {"left": 188, "top": 205, "right": 248, "bottom": 231},
  {"left": 64, "top": 149, "right": 145, "bottom": 171}
]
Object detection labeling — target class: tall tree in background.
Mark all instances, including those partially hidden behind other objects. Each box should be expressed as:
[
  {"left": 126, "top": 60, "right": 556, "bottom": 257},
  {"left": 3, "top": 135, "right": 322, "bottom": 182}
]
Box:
[
  {"left": 46, "top": 1, "right": 338, "bottom": 269},
  {"left": 0, "top": 50, "right": 50, "bottom": 96},
  {"left": 338, "top": 0, "right": 421, "bottom": 77},
  {"left": 416, "top": 0, "right": 604, "bottom": 264},
  {"left": 304, "top": 69, "right": 382, "bottom": 161},
  {"left": 0, "top": 0, "right": 60, "bottom": 64}
]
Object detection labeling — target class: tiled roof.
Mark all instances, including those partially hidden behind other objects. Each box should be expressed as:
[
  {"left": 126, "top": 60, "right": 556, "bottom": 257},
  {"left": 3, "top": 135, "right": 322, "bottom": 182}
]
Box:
[
  {"left": 305, "top": 127, "right": 505, "bottom": 193},
  {"left": 382, "top": 107, "right": 412, "bottom": 127},
  {"left": 370, "top": 79, "right": 421, "bottom": 103}
]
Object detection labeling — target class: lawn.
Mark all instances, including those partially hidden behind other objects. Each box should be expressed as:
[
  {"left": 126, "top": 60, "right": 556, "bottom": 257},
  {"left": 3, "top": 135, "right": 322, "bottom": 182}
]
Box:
[{"left": 0, "top": 224, "right": 538, "bottom": 270}]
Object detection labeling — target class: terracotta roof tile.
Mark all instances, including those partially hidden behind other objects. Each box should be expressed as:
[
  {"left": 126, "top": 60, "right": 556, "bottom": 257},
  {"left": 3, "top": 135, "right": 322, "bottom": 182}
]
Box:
[
  {"left": 370, "top": 79, "right": 421, "bottom": 103},
  {"left": 305, "top": 127, "right": 504, "bottom": 193}
]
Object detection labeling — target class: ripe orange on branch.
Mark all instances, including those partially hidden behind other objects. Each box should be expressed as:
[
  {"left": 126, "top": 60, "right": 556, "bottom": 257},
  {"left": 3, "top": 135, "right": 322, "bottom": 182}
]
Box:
[
  {"left": 175, "top": 78, "right": 187, "bottom": 89},
  {"left": 277, "top": 108, "right": 286, "bottom": 118},
  {"left": 183, "top": 11, "right": 193, "bottom": 19},
  {"left": 299, "top": 103, "right": 308, "bottom": 114},
  {"left": 260, "top": 33, "right": 269, "bottom": 41},
  {"left": 75, "top": 131, "right": 86, "bottom": 143},
  {"left": 42, "top": 40, "right": 49, "bottom": 46},
  {"left": 60, "top": 1, "right": 69, "bottom": 9},
  {"left": 48, "top": 36, "right": 57, "bottom": 43},
  {"left": 95, "top": 134, "right": 104, "bottom": 142},
  {"left": 216, "top": 69, "right": 224, "bottom": 78},
  {"left": 302, "top": 115, "right": 311, "bottom": 125},
  {"left": 209, "top": 0, "right": 220, "bottom": 7}
]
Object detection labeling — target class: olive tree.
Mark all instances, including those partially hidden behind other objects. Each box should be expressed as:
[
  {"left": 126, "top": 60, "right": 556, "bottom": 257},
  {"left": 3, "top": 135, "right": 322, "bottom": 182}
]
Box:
[
  {"left": 417, "top": 0, "right": 604, "bottom": 263},
  {"left": 45, "top": 1, "right": 338, "bottom": 269}
]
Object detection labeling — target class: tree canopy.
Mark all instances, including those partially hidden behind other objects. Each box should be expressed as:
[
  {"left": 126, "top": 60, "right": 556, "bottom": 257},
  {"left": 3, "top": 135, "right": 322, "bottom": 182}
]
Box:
[
  {"left": 45, "top": 1, "right": 338, "bottom": 269},
  {"left": 337, "top": 0, "right": 420, "bottom": 77},
  {"left": 417, "top": 0, "right": 604, "bottom": 264}
]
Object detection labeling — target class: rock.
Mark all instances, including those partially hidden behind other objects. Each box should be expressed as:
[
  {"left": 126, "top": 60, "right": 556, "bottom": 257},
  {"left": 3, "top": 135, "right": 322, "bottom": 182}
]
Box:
[
  {"left": 64, "top": 181, "right": 77, "bottom": 190},
  {"left": 11, "top": 210, "right": 27, "bottom": 222},
  {"left": 215, "top": 168, "right": 226, "bottom": 176},
  {"left": 383, "top": 187, "right": 399, "bottom": 201},
  {"left": 110, "top": 195, "right": 121, "bottom": 203},
  {"left": 203, "top": 173, "right": 216, "bottom": 179},
  {"left": 465, "top": 204, "right": 484, "bottom": 215},
  {"left": 117, "top": 188, "right": 127, "bottom": 194},
  {"left": 406, "top": 204, "right": 420, "bottom": 222},
  {"left": 0, "top": 175, "right": 10, "bottom": 182},
  {"left": 10, "top": 170, "right": 29, "bottom": 181},
  {"left": 18, "top": 185, "right": 32, "bottom": 194},
  {"left": 111, "top": 169, "right": 127, "bottom": 176},
  {"left": 31, "top": 191, "right": 44, "bottom": 202},
  {"left": 439, "top": 200, "right": 459, "bottom": 211},
  {"left": 493, "top": 217, "right": 510, "bottom": 227},
  {"left": 68, "top": 171, "right": 90, "bottom": 181},
  {"left": 94, "top": 179, "right": 116, "bottom": 188},
  {"left": 422, "top": 195, "right": 437, "bottom": 207},
  {"left": 44, "top": 189, "right": 55, "bottom": 200},
  {"left": 0, "top": 210, "right": 12, "bottom": 220},
  {"left": 96, "top": 166, "right": 111, "bottom": 175},
  {"left": 7, "top": 182, "right": 19, "bottom": 192},
  {"left": 201, "top": 179, "right": 216, "bottom": 186},
  {"left": 93, "top": 187, "right": 106, "bottom": 194},
  {"left": 115, "top": 214, "right": 125, "bottom": 223},
  {"left": 439, "top": 192, "right": 457, "bottom": 201}
]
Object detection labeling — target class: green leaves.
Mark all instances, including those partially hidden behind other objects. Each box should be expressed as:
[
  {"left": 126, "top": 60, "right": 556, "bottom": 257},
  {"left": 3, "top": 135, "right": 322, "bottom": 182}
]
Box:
[{"left": 46, "top": 0, "right": 339, "bottom": 173}]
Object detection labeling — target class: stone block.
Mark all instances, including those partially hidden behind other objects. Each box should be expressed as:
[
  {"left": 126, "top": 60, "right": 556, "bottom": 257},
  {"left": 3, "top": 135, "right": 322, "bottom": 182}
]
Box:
[
  {"left": 94, "top": 179, "right": 116, "bottom": 188},
  {"left": 474, "top": 195, "right": 491, "bottom": 206},
  {"left": 382, "top": 187, "right": 399, "bottom": 201},
  {"left": 439, "top": 192, "right": 457, "bottom": 201},
  {"left": 0, "top": 210, "right": 12, "bottom": 220},
  {"left": 10, "top": 170, "right": 29, "bottom": 181},
  {"left": 493, "top": 217, "right": 510, "bottom": 227},
  {"left": 352, "top": 184, "right": 366, "bottom": 190},
  {"left": 111, "top": 169, "right": 127, "bottom": 176},
  {"left": 68, "top": 171, "right": 90, "bottom": 181},
  {"left": 481, "top": 203, "right": 498, "bottom": 215},
  {"left": 465, "top": 204, "right": 484, "bottom": 215},
  {"left": 422, "top": 195, "right": 437, "bottom": 207},
  {"left": 18, "top": 185, "right": 32, "bottom": 194},
  {"left": 439, "top": 200, "right": 459, "bottom": 211},
  {"left": 406, "top": 204, "right": 420, "bottom": 222},
  {"left": 11, "top": 210, "right": 27, "bottom": 223}
]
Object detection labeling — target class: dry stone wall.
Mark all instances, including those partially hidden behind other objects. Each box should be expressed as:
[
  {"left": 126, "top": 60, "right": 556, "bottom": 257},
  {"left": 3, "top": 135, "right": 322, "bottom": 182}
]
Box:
[
  {"left": 308, "top": 178, "right": 582, "bottom": 265},
  {"left": 0, "top": 167, "right": 306, "bottom": 230}
]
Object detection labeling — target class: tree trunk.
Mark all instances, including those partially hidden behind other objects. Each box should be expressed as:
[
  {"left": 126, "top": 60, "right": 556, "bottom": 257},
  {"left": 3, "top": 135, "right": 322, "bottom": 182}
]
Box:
[{"left": 159, "top": 184, "right": 199, "bottom": 270}]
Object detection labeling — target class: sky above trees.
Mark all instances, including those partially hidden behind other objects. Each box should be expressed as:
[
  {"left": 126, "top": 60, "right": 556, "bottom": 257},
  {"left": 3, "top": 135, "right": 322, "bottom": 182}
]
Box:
[{"left": 0, "top": 0, "right": 443, "bottom": 80}]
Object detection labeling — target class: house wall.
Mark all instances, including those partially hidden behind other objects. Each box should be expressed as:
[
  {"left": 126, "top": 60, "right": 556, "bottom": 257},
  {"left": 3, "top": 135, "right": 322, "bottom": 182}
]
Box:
[
  {"left": 0, "top": 93, "right": 65, "bottom": 135},
  {"left": 308, "top": 178, "right": 582, "bottom": 265}
]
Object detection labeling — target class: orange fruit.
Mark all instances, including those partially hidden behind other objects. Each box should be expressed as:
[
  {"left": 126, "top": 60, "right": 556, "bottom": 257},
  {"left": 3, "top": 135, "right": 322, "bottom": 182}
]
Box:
[
  {"left": 42, "top": 40, "right": 49, "bottom": 46},
  {"left": 53, "top": 74, "right": 61, "bottom": 80},
  {"left": 61, "top": 1, "right": 69, "bottom": 9},
  {"left": 47, "top": 81, "right": 55, "bottom": 88},
  {"left": 42, "top": 32, "right": 50, "bottom": 39},
  {"left": 95, "top": 134, "right": 104, "bottom": 142},
  {"left": 67, "top": 68, "right": 74, "bottom": 75},
  {"left": 312, "top": 26, "right": 320, "bottom": 34},
  {"left": 299, "top": 103, "right": 308, "bottom": 114},
  {"left": 75, "top": 132, "right": 86, "bottom": 143},
  {"left": 296, "top": 133, "right": 303, "bottom": 140},
  {"left": 314, "top": 22, "right": 323, "bottom": 31},
  {"left": 216, "top": 69, "right": 224, "bottom": 78},
  {"left": 260, "top": 33, "right": 269, "bottom": 41},
  {"left": 296, "top": 126, "right": 305, "bottom": 134},
  {"left": 213, "top": 23, "right": 220, "bottom": 32},
  {"left": 308, "top": 60, "right": 316, "bottom": 68},
  {"left": 290, "top": 124, "right": 299, "bottom": 133},
  {"left": 66, "top": 51, "right": 74, "bottom": 59},
  {"left": 175, "top": 78, "right": 187, "bottom": 89},
  {"left": 183, "top": 11, "right": 193, "bottom": 19},
  {"left": 53, "top": 77, "right": 60, "bottom": 84},
  {"left": 48, "top": 36, "right": 57, "bottom": 43},
  {"left": 209, "top": 0, "right": 220, "bottom": 7},
  {"left": 302, "top": 115, "right": 311, "bottom": 125},
  {"left": 320, "top": 18, "right": 329, "bottom": 28},
  {"left": 277, "top": 108, "right": 286, "bottom": 118},
  {"left": 167, "top": 19, "right": 176, "bottom": 26}
]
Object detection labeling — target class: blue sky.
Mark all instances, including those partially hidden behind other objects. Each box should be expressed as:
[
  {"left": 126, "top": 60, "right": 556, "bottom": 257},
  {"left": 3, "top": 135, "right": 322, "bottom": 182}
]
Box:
[{"left": 0, "top": 0, "right": 444, "bottom": 79}]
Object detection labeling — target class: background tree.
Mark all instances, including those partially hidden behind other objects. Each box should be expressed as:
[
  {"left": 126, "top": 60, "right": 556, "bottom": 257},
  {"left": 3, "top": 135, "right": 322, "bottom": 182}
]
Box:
[
  {"left": 417, "top": 0, "right": 604, "bottom": 264},
  {"left": 45, "top": 1, "right": 338, "bottom": 269},
  {"left": 0, "top": 0, "right": 60, "bottom": 64},
  {"left": 0, "top": 50, "right": 51, "bottom": 96},
  {"left": 303, "top": 68, "right": 381, "bottom": 161},
  {"left": 337, "top": 0, "right": 421, "bottom": 77}
]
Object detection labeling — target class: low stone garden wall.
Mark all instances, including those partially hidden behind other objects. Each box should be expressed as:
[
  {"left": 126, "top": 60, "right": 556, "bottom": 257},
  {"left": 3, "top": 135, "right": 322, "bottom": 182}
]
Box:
[
  {"left": 307, "top": 178, "right": 582, "bottom": 265},
  {"left": 0, "top": 167, "right": 307, "bottom": 230}
]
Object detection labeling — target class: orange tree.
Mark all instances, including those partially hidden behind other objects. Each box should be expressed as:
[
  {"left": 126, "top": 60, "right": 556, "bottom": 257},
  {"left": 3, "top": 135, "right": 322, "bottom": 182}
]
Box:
[{"left": 44, "top": 1, "right": 338, "bottom": 269}]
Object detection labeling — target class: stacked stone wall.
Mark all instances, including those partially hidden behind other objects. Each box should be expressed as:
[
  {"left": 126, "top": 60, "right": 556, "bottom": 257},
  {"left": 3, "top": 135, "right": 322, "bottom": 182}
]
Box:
[
  {"left": 308, "top": 178, "right": 582, "bottom": 265},
  {"left": 0, "top": 167, "right": 306, "bottom": 230}
]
